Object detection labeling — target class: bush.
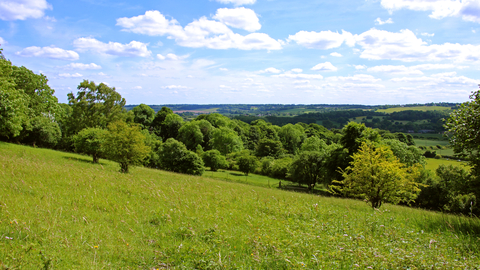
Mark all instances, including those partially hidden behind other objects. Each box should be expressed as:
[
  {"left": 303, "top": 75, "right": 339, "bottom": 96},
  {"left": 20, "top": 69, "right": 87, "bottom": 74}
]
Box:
[
  {"left": 159, "top": 138, "right": 204, "bottom": 175},
  {"left": 202, "top": 150, "right": 228, "bottom": 171}
]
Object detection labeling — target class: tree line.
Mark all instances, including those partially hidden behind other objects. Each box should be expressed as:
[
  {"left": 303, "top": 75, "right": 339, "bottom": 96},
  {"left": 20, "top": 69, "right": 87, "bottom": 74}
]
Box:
[{"left": 1, "top": 50, "right": 478, "bottom": 215}]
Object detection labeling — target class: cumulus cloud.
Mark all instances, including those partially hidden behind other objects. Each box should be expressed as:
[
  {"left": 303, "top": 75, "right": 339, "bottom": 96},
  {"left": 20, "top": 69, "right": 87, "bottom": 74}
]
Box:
[
  {"left": 0, "top": 37, "right": 5, "bottom": 45},
  {"left": 325, "top": 74, "right": 381, "bottom": 83},
  {"left": 215, "top": 0, "right": 256, "bottom": 5},
  {"left": 219, "top": 68, "right": 228, "bottom": 71},
  {"left": 132, "top": 86, "right": 142, "bottom": 90},
  {"left": 355, "top": 28, "right": 480, "bottom": 62},
  {"left": 261, "top": 67, "right": 281, "bottom": 73},
  {"left": 213, "top": 7, "right": 261, "bottom": 32},
  {"left": 73, "top": 37, "right": 151, "bottom": 57},
  {"left": 380, "top": 0, "right": 480, "bottom": 24},
  {"left": 421, "top": 32, "right": 435, "bottom": 37},
  {"left": 330, "top": 52, "right": 342, "bottom": 57},
  {"left": 16, "top": 46, "right": 79, "bottom": 60},
  {"left": 0, "top": 0, "right": 51, "bottom": 21},
  {"left": 273, "top": 73, "right": 324, "bottom": 79},
  {"left": 354, "top": 65, "right": 367, "bottom": 70},
  {"left": 375, "top": 18, "right": 393, "bottom": 25},
  {"left": 391, "top": 71, "right": 477, "bottom": 86},
  {"left": 161, "top": 85, "right": 189, "bottom": 89},
  {"left": 58, "top": 72, "right": 82, "bottom": 78},
  {"left": 63, "top": 63, "right": 101, "bottom": 70},
  {"left": 291, "top": 68, "right": 303, "bottom": 73},
  {"left": 117, "top": 10, "right": 281, "bottom": 50},
  {"left": 367, "top": 65, "right": 424, "bottom": 75},
  {"left": 288, "top": 30, "right": 355, "bottom": 49},
  {"left": 311, "top": 62, "right": 338, "bottom": 72}
]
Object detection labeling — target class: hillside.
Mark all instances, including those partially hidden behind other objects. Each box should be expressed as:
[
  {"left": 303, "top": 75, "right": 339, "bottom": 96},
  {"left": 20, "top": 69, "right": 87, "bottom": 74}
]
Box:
[{"left": 1, "top": 143, "right": 479, "bottom": 269}]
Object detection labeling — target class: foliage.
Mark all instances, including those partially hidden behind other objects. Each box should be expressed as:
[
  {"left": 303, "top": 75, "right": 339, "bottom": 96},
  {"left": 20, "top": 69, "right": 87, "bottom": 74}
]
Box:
[
  {"left": 160, "top": 113, "right": 184, "bottom": 142},
  {"left": 67, "top": 80, "right": 126, "bottom": 136},
  {"left": 159, "top": 138, "right": 205, "bottom": 175},
  {"left": 202, "top": 150, "right": 228, "bottom": 171},
  {"left": 24, "top": 116, "right": 62, "bottom": 148},
  {"left": 255, "top": 138, "right": 284, "bottom": 158},
  {"left": 331, "top": 141, "right": 421, "bottom": 208},
  {"left": 140, "top": 130, "right": 162, "bottom": 168},
  {"left": 210, "top": 127, "right": 244, "bottom": 155},
  {"left": 131, "top": 104, "right": 155, "bottom": 129},
  {"left": 236, "top": 153, "right": 259, "bottom": 176},
  {"left": 289, "top": 151, "right": 328, "bottom": 190},
  {"left": 341, "top": 122, "right": 381, "bottom": 155},
  {"left": 0, "top": 57, "right": 28, "bottom": 139},
  {"left": 382, "top": 139, "right": 425, "bottom": 167},
  {"left": 102, "top": 121, "right": 150, "bottom": 173},
  {"left": 73, "top": 127, "right": 107, "bottom": 163},
  {"left": 178, "top": 120, "right": 204, "bottom": 151},
  {"left": 445, "top": 88, "right": 480, "bottom": 178},
  {"left": 278, "top": 124, "right": 305, "bottom": 154}
]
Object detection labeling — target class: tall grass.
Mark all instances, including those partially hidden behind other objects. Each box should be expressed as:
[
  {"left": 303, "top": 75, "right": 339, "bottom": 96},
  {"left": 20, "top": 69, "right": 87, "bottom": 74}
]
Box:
[{"left": 1, "top": 142, "right": 479, "bottom": 269}]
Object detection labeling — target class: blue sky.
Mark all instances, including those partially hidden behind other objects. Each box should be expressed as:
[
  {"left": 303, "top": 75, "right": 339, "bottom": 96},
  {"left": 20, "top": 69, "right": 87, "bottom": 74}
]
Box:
[{"left": 1, "top": 0, "right": 479, "bottom": 105}]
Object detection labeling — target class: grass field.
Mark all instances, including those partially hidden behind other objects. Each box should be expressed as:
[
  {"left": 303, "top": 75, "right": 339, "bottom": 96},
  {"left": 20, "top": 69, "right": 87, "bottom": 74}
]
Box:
[
  {"left": 376, "top": 106, "right": 452, "bottom": 113},
  {"left": 414, "top": 139, "right": 451, "bottom": 147},
  {"left": 424, "top": 158, "right": 470, "bottom": 172},
  {"left": 1, "top": 142, "right": 480, "bottom": 269}
]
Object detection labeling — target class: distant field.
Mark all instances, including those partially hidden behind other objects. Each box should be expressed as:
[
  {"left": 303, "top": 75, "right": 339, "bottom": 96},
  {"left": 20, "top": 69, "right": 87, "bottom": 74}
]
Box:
[
  {"left": 424, "top": 158, "right": 469, "bottom": 171},
  {"left": 377, "top": 106, "right": 452, "bottom": 113},
  {"left": 414, "top": 139, "right": 450, "bottom": 147}
]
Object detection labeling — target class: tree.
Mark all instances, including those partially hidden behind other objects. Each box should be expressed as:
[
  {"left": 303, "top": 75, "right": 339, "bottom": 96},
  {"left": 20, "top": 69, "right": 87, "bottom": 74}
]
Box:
[
  {"left": 67, "top": 80, "right": 126, "bottom": 136},
  {"left": 131, "top": 104, "right": 155, "bottom": 129},
  {"left": 0, "top": 56, "right": 27, "bottom": 139},
  {"left": 178, "top": 121, "right": 204, "bottom": 150},
  {"left": 73, "top": 127, "right": 107, "bottom": 163},
  {"left": 255, "top": 138, "right": 284, "bottom": 158},
  {"left": 288, "top": 151, "right": 327, "bottom": 190},
  {"left": 151, "top": 106, "right": 173, "bottom": 136},
  {"left": 331, "top": 141, "right": 421, "bottom": 208},
  {"left": 159, "top": 113, "right": 184, "bottom": 141},
  {"left": 202, "top": 150, "right": 228, "bottom": 171},
  {"left": 445, "top": 88, "right": 480, "bottom": 178},
  {"left": 103, "top": 121, "right": 150, "bottom": 173},
  {"left": 237, "top": 154, "right": 259, "bottom": 176},
  {"left": 210, "top": 127, "right": 243, "bottom": 155},
  {"left": 278, "top": 124, "right": 305, "bottom": 155},
  {"left": 159, "top": 138, "right": 205, "bottom": 175}
]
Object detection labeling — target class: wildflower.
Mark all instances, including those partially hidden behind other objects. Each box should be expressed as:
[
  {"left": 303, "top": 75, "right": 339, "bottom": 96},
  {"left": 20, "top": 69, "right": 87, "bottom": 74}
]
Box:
[
  {"left": 5, "top": 236, "right": 13, "bottom": 240},
  {"left": 94, "top": 246, "right": 98, "bottom": 249},
  {"left": 344, "top": 234, "right": 348, "bottom": 237}
]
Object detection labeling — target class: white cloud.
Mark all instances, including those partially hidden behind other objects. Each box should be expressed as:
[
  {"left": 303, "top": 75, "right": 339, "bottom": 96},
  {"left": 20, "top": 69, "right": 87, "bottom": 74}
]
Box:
[
  {"left": 355, "top": 28, "right": 480, "bottom": 62},
  {"left": 291, "top": 68, "right": 303, "bottom": 73},
  {"left": 63, "top": 63, "right": 101, "bottom": 70},
  {"left": 157, "top": 54, "right": 165, "bottom": 60},
  {"left": 191, "top": 59, "right": 216, "bottom": 69},
  {"left": 311, "top": 62, "right": 338, "bottom": 72},
  {"left": 375, "top": 17, "right": 393, "bottom": 25},
  {"left": 98, "top": 72, "right": 107, "bottom": 76},
  {"left": 219, "top": 68, "right": 228, "bottom": 71},
  {"left": 421, "top": 32, "right": 435, "bottom": 37},
  {"left": 391, "top": 72, "right": 477, "bottom": 86},
  {"left": 0, "top": 37, "right": 5, "bottom": 45},
  {"left": 380, "top": 0, "right": 480, "bottom": 24},
  {"left": 330, "top": 52, "right": 342, "bottom": 57},
  {"left": 215, "top": 0, "right": 256, "bottom": 5},
  {"left": 213, "top": 7, "right": 261, "bottom": 32},
  {"left": 367, "top": 65, "right": 424, "bottom": 75},
  {"left": 58, "top": 72, "right": 82, "bottom": 78},
  {"left": 354, "top": 65, "right": 367, "bottom": 70},
  {"left": 165, "top": 53, "right": 188, "bottom": 60},
  {"left": 132, "top": 86, "right": 142, "bottom": 90},
  {"left": 73, "top": 37, "right": 151, "bottom": 57},
  {"left": 326, "top": 74, "right": 381, "bottom": 83},
  {"left": 162, "top": 85, "right": 189, "bottom": 89},
  {"left": 16, "top": 46, "right": 79, "bottom": 60},
  {"left": 273, "top": 73, "right": 324, "bottom": 79},
  {"left": 0, "top": 0, "right": 51, "bottom": 21},
  {"left": 117, "top": 10, "right": 281, "bottom": 50},
  {"left": 293, "top": 80, "right": 311, "bottom": 85},
  {"left": 288, "top": 30, "right": 355, "bottom": 49},
  {"left": 411, "top": 63, "right": 466, "bottom": 70},
  {"left": 261, "top": 67, "right": 281, "bottom": 73}
]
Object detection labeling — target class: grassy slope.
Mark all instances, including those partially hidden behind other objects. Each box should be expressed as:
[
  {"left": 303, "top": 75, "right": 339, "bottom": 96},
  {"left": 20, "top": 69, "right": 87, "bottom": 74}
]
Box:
[{"left": 1, "top": 143, "right": 479, "bottom": 269}]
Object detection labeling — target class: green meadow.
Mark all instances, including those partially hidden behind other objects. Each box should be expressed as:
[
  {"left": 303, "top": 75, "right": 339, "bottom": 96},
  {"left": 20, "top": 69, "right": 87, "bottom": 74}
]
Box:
[{"left": 1, "top": 142, "right": 480, "bottom": 269}]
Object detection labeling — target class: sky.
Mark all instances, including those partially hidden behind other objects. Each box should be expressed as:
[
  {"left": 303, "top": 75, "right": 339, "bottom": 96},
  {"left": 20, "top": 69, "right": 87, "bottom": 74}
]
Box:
[{"left": 1, "top": 0, "right": 479, "bottom": 105}]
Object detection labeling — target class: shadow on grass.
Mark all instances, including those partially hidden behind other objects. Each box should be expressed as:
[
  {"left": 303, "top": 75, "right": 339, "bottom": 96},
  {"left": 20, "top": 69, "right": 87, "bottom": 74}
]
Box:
[
  {"left": 280, "top": 184, "right": 332, "bottom": 197},
  {"left": 62, "top": 156, "right": 107, "bottom": 165}
]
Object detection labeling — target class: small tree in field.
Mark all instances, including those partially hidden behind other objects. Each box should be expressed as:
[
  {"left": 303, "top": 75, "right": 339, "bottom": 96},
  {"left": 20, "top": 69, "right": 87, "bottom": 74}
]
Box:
[
  {"left": 237, "top": 154, "right": 259, "bottom": 176},
  {"left": 73, "top": 127, "right": 107, "bottom": 163},
  {"left": 202, "top": 150, "right": 227, "bottom": 171},
  {"left": 103, "top": 121, "right": 150, "bottom": 173},
  {"left": 331, "top": 141, "right": 421, "bottom": 208}
]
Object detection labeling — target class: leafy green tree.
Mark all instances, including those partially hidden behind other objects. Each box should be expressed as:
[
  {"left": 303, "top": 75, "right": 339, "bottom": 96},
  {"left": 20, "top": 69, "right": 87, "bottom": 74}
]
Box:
[
  {"left": 269, "top": 157, "right": 293, "bottom": 180},
  {"left": 0, "top": 56, "right": 27, "bottom": 139},
  {"left": 445, "top": 88, "right": 480, "bottom": 178},
  {"left": 151, "top": 106, "right": 173, "bottom": 136},
  {"left": 25, "top": 116, "right": 62, "bottom": 148},
  {"left": 382, "top": 139, "right": 424, "bottom": 167},
  {"left": 300, "top": 136, "right": 327, "bottom": 152},
  {"left": 159, "top": 138, "right": 204, "bottom": 175},
  {"left": 237, "top": 154, "right": 259, "bottom": 176},
  {"left": 331, "top": 141, "right": 421, "bottom": 208},
  {"left": 435, "top": 164, "right": 475, "bottom": 214},
  {"left": 178, "top": 121, "right": 204, "bottom": 150},
  {"left": 67, "top": 80, "right": 126, "bottom": 136},
  {"left": 341, "top": 122, "right": 381, "bottom": 156},
  {"left": 255, "top": 138, "right": 284, "bottom": 158},
  {"left": 103, "top": 121, "right": 150, "bottom": 173},
  {"left": 159, "top": 113, "right": 184, "bottom": 141},
  {"left": 289, "top": 151, "right": 328, "bottom": 190},
  {"left": 131, "top": 104, "right": 155, "bottom": 129},
  {"left": 73, "top": 127, "right": 107, "bottom": 163},
  {"left": 278, "top": 124, "right": 305, "bottom": 155},
  {"left": 202, "top": 150, "right": 228, "bottom": 171},
  {"left": 210, "top": 127, "right": 244, "bottom": 155},
  {"left": 141, "top": 130, "right": 162, "bottom": 168}
]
